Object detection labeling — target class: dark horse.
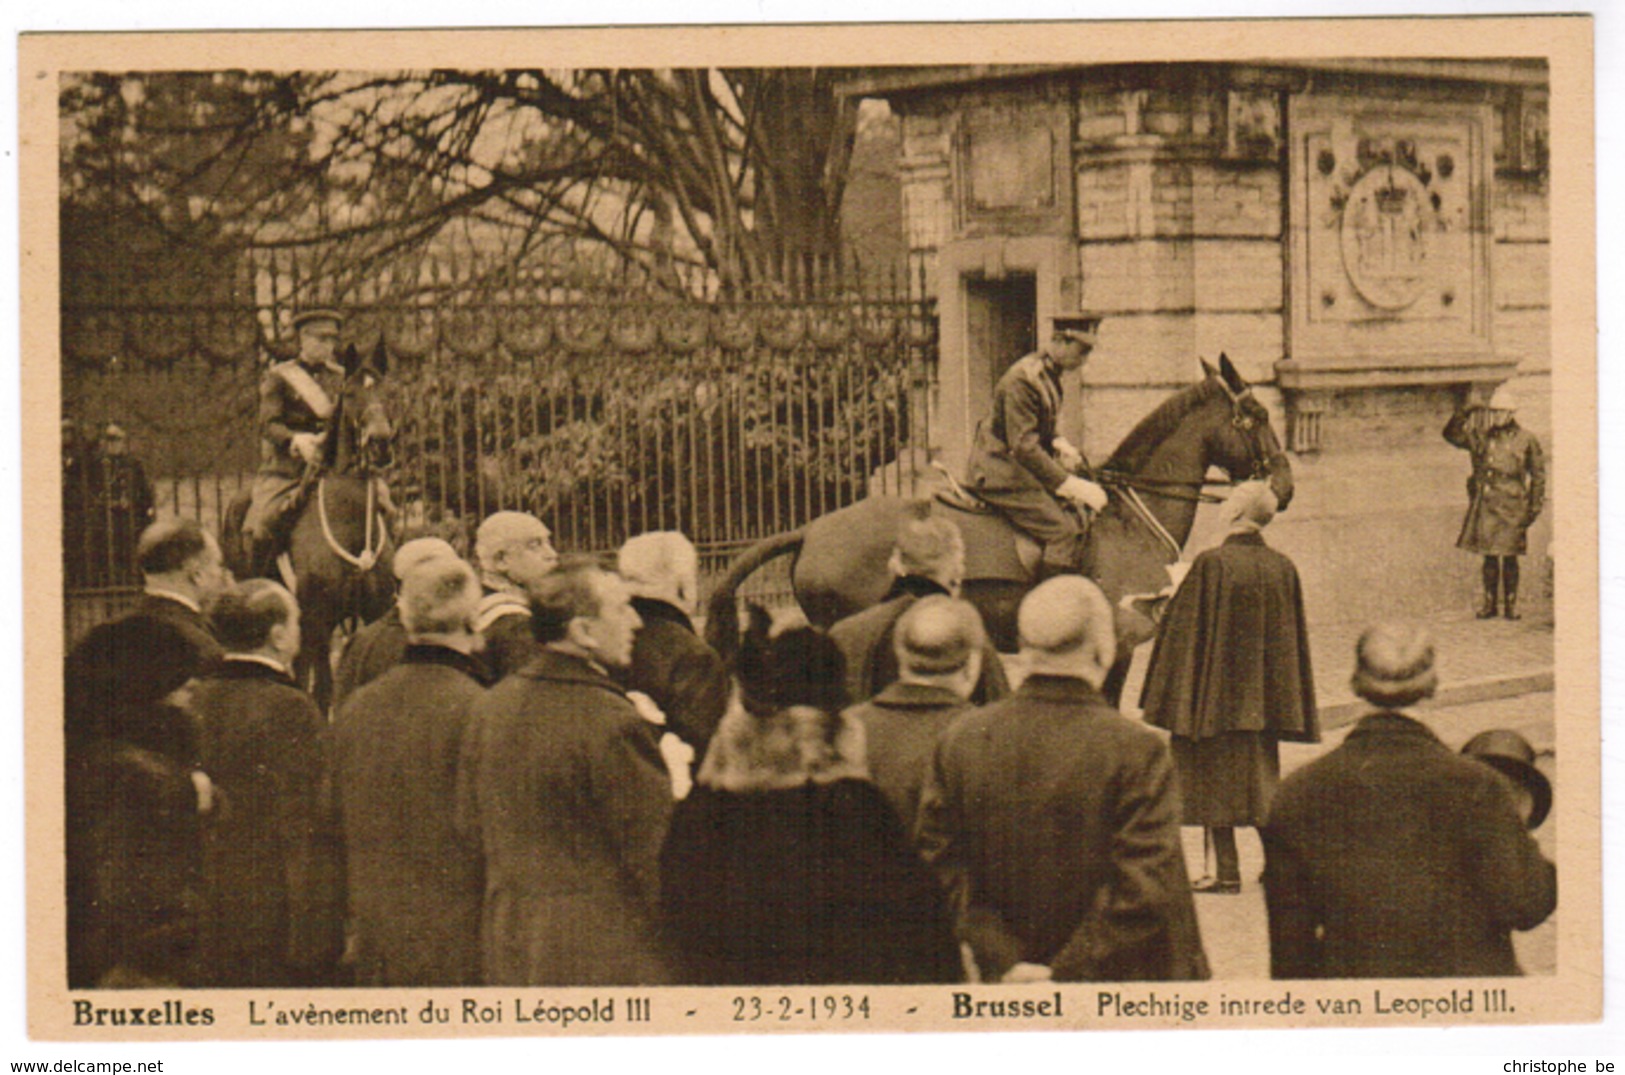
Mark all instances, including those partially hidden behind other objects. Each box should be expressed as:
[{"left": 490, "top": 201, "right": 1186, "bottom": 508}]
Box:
[
  {"left": 225, "top": 344, "right": 396, "bottom": 710},
  {"left": 704, "top": 354, "right": 1293, "bottom": 704}
]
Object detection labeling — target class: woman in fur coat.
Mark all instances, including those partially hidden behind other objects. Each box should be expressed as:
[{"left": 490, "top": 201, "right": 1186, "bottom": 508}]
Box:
[{"left": 660, "top": 608, "right": 961, "bottom": 986}]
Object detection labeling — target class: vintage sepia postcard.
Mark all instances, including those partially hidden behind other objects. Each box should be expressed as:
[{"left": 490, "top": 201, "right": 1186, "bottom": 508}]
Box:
[{"left": 18, "top": 14, "right": 1598, "bottom": 1042}]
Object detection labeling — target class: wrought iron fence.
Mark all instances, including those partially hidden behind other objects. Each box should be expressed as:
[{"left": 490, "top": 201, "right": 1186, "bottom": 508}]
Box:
[{"left": 61, "top": 250, "right": 938, "bottom": 638}]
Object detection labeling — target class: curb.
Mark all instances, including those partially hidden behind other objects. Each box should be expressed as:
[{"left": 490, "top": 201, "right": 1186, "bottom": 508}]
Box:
[{"left": 1317, "top": 669, "right": 1555, "bottom": 732}]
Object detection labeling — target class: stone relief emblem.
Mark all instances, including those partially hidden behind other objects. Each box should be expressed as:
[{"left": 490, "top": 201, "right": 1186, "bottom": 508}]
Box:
[{"left": 1329, "top": 136, "right": 1448, "bottom": 311}]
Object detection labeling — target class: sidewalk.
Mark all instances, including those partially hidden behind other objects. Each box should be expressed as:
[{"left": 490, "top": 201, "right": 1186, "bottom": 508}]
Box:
[{"left": 1119, "top": 609, "right": 1555, "bottom": 731}]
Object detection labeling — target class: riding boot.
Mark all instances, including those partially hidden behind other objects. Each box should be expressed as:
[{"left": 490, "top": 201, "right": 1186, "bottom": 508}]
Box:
[
  {"left": 1478, "top": 556, "right": 1501, "bottom": 619},
  {"left": 1502, "top": 556, "right": 1521, "bottom": 620},
  {"left": 250, "top": 503, "right": 296, "bottom": 580},
  {"left": 248, "top": 532, "right": 279, "bottom": 581}
]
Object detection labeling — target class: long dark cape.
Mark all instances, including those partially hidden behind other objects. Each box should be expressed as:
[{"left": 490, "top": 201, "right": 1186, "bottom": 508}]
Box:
[{"left": 1139, "top": 532, "right": 1319, "bottom": 743}]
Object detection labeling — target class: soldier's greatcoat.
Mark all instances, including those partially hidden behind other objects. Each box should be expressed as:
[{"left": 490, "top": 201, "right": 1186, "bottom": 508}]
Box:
[{"left": 1444, "top": 408, "right": 1546, "bottom": 556}]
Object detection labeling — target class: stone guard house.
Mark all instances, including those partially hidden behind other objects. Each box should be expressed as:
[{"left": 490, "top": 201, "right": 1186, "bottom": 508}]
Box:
[{"left": 843, "top": 61, "right": 1551, "bottom": 625}]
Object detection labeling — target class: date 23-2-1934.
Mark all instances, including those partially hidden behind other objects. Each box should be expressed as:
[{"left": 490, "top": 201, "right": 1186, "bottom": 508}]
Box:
[{"left": 732, "top": 995, "right": 872, "bottom": 1022}]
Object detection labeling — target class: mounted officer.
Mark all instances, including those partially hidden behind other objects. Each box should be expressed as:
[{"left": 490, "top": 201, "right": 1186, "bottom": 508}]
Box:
[
  {"left": 965, "top": 314, "right": 1110, "bottom": 579},
  {"left": 242, "top": 308, "right": 349, "bottom": 578}
]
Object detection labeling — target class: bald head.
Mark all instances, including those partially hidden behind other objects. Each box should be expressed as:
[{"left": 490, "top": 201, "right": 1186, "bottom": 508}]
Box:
[
  {"left": 618, "top": 531, "right": 700, "bottom": 613},
  {"left": 393, "top": 536, "right": 459, "bottom": 582},
  {"left": 475, "top": 511, "right": 557, "bottom": 593},
  {"left": 1017, "top": 576, "right": 1116, "bottom": 684}
]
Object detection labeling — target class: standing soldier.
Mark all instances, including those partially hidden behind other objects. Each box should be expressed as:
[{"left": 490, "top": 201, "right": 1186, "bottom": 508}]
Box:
[
  {"left": 242, "top": 308, "right": 347, "bottom": 579},
  {"left": 965, "top": 315, "right": 1110, "bottom": 580},
  {"left": 1444, "top": 383, "right": 1546, "bottom": 620},
  {"left": 94, "top": 423, "right": 156, "bottom": 585}
]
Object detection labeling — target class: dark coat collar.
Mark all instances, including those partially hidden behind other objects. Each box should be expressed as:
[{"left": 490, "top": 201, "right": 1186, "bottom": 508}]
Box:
[
  {"left": 869, "top": 679, "right": 967, "bottom": 710},
  {"left": 883, "top": 575, "right": 951, "bottom": 602},
  {"left": 1015, "top": 673, "right": 1109, "bottom": 706},
  {"left": 1222, "top": 530, "right": 1267, "bottom": 547},
  {"left": 209, "top": 656, "right": 298, "bottom": 687},
  {"left": 630, "top": 596, "right": 696, "bottom": 634},
  {"left": 403, "top": 643, "right": 493, "bottom": 685},
  {"left": 517, "top": 647, "right": 628, "bottom": 696},
  {"left": 1346, "top": 709, "right": 1445, "bottom": 747}
]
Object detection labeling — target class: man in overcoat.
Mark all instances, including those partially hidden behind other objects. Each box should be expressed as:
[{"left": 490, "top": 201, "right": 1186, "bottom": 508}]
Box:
[
  {"left": 1262, "top": 623, "right": 1556, "bottom": 978},
  {"left": 917, "top": 576, "right": 1209, "bottom": 983},
  {"left": 1139, "top": 481, "right": 1319, "bottom": 893},
  {"left": 458, "top": 557, "right": 673, "bottom": 986},
  {"left": 335, "top": 557, "right": 490, "bottom": 986},
  {"left": 472, "top": 511, "right": 558, "bottom": 679},
  {"left": 844, "top": 594, "right": 983, "bottom": 832},
  {"left": 614, "top": 530, "right": 729, "bottom": 756},
  {"left": 332, "top": 536, "right": 460, "bottom": 708},
  {"left": 133, "top": 518, "right": 231, "bottom": 669},
  {"left": 964, "top": 314, "right": 1110, "bottom": 578},
  {"left": 190, "top": 579, "right": 344, "bottom": 987},
  {"left": 829, "top": 501, "right": 1008, "bottom": 705},
  {"left": 1444, "top": 382, "right": 1546, "bottom": 619}
]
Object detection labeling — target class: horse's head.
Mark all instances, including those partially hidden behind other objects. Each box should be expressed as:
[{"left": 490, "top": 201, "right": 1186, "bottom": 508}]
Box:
[
  {"left": 1199, "top": 354, "right": 1294, "bottom": 510},
  {"left": 332, "top": 341, "right": 395, "bottom": 473}
]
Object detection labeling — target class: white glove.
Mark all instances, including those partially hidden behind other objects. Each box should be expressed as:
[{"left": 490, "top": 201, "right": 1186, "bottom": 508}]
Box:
[
  {"left": 626, "top": 690, "right": 667, "bottom": 726},
  {"left": 1053, "top": 436, "right": 1084, "bottom": 473},
  {"left": 290, "top": 432, "right": 324, "bottom": 465},
  {"left": 1057, "top": 475, "right": 1108, "bottom": 512}
]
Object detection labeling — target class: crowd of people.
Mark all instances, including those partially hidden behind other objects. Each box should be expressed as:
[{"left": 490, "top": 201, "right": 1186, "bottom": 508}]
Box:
[{"left": 64, "top": 487, "right": 1556, "bottom": 990}]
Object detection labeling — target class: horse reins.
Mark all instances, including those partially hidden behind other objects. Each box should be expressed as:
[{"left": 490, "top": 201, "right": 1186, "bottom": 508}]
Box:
[{"left": 1095, "top": 471, "right": 1232, "bottom": 504}]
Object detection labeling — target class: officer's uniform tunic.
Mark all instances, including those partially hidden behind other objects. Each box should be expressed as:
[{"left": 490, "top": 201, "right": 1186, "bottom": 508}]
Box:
[
  {"left": 965, "top": 352, "right": 1085, "bottom": 572},
  {"left": 244, "top": 359, "right": 345, "bottom": 539}
]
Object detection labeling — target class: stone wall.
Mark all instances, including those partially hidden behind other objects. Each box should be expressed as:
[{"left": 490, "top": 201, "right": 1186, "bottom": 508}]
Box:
[{"left": 887, "top": 68, "right": 1551, "bottom": 626}]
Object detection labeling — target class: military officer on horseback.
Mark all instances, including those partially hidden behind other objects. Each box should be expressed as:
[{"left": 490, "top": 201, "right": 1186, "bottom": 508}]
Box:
[
  {"left": 966, "top": 314, "right": 1110, "bottom": 579},
  {"left": 243, "top": 307, "right": 350, "bottom": 577}
]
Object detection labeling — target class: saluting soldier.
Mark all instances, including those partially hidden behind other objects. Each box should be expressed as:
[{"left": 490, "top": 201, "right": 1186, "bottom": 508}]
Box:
[
  {"left": 1444, "top": 383, "right": 1546, "bottom": 620},
  {"left": 243, "top": 308, "right": 348, "bottom": 577},
  {"left": 965, "top": 314, "right": 1110, "bottom": 580}
]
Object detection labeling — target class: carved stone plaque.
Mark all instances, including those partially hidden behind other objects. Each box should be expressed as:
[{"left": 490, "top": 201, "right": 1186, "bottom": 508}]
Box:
[{"left": 1286, "top": 94, "right": 1494, "bottom": 374}]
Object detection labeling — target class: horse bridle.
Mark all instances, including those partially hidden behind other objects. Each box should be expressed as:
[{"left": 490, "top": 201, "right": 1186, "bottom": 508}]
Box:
[{"left": 1096, "top": 388, "right": 1276, "bottom": 505}]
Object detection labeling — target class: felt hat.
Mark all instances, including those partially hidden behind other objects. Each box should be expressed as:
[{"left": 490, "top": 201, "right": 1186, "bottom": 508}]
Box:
[
  {"left": 1461, "top": 729, "right": 1552, "bottom": 829},
  {"left": 1350, "top": 622, "right": 1438, "bottom": 708}
]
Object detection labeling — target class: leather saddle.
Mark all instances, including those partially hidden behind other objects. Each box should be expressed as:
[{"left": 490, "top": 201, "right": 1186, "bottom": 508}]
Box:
[{"left": 927, "top": 464, "right": 1043, "bottom": 579}]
